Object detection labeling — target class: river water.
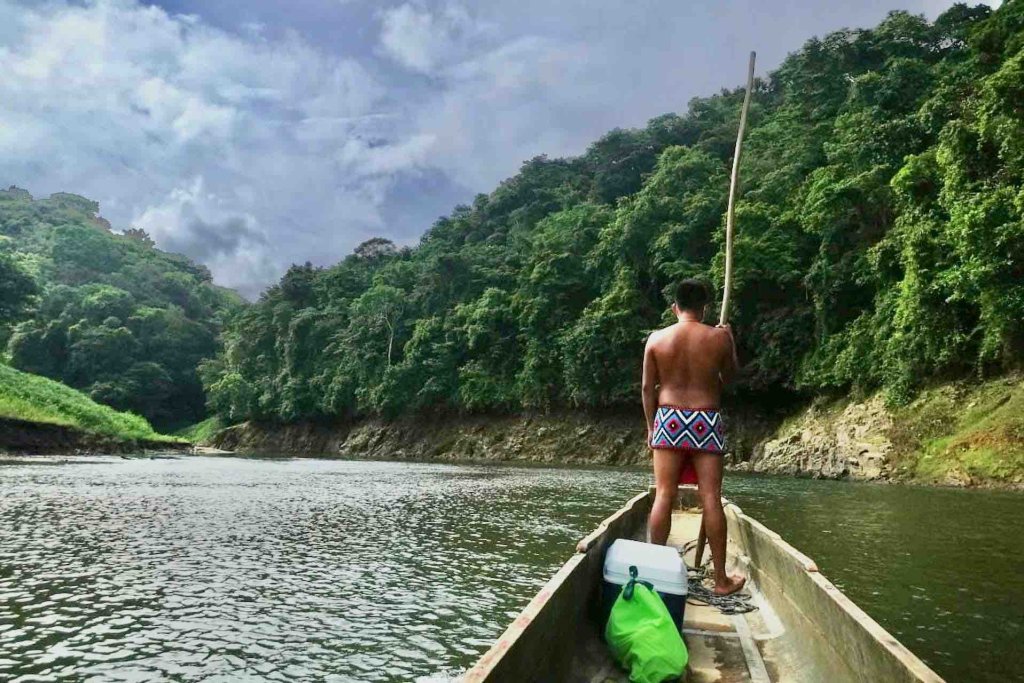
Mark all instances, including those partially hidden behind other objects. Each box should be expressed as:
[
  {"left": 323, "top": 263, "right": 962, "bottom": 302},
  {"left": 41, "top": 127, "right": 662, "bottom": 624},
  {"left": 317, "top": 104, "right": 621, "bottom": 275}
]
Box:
[{"left": 0, "top": 456, "right": 1020, "bottom": 682}]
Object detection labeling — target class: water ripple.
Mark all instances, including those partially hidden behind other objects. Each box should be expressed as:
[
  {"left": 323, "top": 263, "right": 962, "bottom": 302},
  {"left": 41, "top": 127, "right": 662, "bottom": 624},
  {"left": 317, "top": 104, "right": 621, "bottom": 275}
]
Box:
[
  {"left": 4, "top": 458, "right": 1020, "bottom": 683},
  {"left": 0, "top": 457, "right": 647, "bottom": 681}
]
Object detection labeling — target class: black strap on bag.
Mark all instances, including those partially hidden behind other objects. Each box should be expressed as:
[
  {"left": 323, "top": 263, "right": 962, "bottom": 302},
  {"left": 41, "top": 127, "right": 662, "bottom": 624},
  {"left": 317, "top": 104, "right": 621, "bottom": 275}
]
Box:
[{"left": 622, "top": 565, "right": 654, "bottom": 601}]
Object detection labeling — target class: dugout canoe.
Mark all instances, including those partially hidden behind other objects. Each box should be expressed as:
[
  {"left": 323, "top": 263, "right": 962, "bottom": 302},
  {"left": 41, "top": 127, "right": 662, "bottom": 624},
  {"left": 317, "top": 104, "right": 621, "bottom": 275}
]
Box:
[{"left": 463, "top": 486, "right": 944, "bottom": 683}]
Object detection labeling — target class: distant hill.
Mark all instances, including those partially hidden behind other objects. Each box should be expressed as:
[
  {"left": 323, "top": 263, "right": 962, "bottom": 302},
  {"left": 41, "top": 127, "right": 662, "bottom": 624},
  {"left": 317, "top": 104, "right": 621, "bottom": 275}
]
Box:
[
  {"left": 0, "top": 188, "right": 243, "bottom": 430},
  {"left": 201, "top": 3, "right": 1023, "bottom": 424}
]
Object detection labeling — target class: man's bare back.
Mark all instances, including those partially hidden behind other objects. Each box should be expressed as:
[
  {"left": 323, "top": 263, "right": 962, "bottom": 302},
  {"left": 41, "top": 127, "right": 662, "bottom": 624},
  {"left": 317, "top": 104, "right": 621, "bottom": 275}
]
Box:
[
  {"left": 641, "top": 279, "right": 745, "bottom": 597},
  {"left": 645, "top": 321, "right": 737, "bottom": 410}
]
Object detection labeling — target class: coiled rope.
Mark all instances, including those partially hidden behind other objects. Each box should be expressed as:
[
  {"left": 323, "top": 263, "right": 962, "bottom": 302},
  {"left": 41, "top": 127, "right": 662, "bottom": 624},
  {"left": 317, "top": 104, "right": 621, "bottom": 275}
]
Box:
[{"left": 682, "top": 540, "right": 758, "bottom": 616}]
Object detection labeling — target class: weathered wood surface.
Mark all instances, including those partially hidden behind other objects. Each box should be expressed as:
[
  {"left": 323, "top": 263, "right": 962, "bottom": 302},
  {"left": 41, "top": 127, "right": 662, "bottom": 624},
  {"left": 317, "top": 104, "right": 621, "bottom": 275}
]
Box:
[
  {"left": 465, "top": 487, "right": 945, "bottom": 683},
  {"left": 724, "top": 502, "right": 944, "bottom": 682},
  {"left": 463, "top": 491, "right": 651, "bottom": 682}
]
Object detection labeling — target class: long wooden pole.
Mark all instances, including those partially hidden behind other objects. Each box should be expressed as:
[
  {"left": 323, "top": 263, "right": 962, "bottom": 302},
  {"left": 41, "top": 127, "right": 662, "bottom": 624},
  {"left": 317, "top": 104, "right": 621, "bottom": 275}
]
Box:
[
  {"left": 718, "top": 51, "right": 756, "bottom": 326},
  {"left": 698, "top": 51, "right": 756, "bottom": 575}
]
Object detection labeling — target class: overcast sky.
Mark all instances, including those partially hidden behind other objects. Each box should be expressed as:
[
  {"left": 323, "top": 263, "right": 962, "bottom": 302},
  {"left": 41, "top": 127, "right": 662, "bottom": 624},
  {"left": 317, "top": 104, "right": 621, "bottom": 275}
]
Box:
[{"left": 0, "top": 0, "right": 1000, "bottom": 297}]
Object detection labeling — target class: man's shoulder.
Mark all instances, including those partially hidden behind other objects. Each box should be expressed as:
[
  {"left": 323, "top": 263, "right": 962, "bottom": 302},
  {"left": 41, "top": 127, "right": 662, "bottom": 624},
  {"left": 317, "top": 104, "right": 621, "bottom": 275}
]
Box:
[
  {"left": 647, "top": 324, "right": 676, "bottom": 343},
  {"left": 706, "top": 323, "right": 729, "bottom": 337},
  {"left": 684, "top": 322, "right": 730, "bottom": 350},
  {"left": 649, "top": 322, "right": 726, "bottom": 345},
  {"left": 659, "top": 322, "right": 723, "bottom": 335}
]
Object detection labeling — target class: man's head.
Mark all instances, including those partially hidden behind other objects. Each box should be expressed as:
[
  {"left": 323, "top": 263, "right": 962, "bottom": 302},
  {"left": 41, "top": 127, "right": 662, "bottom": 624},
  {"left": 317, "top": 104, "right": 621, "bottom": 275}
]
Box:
[{"left": 672, "top": 278, "right": 711, "bottom": 318}]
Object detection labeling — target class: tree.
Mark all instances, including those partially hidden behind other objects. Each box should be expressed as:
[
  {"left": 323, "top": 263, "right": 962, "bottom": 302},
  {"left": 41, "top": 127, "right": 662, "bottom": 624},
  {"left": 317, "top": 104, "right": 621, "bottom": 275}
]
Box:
[
  {"left": 0, "top": 252, "right": 37, "bottom": 325},
  {"left": 561, "top": 272, "right": 653, "bottom": 407},
  {"left": 1, "top": 190, "right": 238, "bottom": 429},
  {"left": 200, "top": 3, "right": 1024, "bottom": 422},
  {"left": 121, "top": 227, "right": 155, "bottom": 248},
  {"left": 354, "top": 237, "right": 398, "bottom": 261}
]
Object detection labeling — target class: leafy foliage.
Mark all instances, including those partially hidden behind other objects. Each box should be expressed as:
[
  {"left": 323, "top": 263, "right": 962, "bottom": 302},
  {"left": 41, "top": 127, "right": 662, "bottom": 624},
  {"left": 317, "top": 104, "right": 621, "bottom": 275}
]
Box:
[
  {"left": 203, "top": 3, "right": 1023, "bottom": 420},
  {"left": 0, "top": 250, "right": 38, "bottom": 338},
  {"left": 0, "top": 188, "right": 242, "bottom": 429}
]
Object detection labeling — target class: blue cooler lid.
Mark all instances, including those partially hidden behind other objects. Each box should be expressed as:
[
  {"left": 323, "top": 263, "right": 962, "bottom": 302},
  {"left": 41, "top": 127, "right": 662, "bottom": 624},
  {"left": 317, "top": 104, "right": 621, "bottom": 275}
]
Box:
[{"left": 603, "top": 538, "right": 688, "bottom": 596}]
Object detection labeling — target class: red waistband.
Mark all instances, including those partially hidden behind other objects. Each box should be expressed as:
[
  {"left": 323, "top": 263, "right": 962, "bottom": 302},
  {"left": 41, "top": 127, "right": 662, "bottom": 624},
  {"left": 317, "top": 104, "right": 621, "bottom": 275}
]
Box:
[{"left": 656, "top": 404, "right": 721, "bottom": 414}]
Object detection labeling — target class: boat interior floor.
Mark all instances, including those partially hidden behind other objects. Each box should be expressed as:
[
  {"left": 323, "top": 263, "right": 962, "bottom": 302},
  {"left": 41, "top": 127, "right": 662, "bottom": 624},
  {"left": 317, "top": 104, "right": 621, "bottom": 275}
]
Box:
[{"left": 571, "top": 506, "right": 781, "bottom": 683}]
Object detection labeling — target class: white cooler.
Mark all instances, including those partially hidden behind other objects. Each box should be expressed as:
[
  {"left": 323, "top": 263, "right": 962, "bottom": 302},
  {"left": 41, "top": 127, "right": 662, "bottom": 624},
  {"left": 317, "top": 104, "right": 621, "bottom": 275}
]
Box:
[{"left": 601, "top": 539, "right": 688, "bottom": 631}]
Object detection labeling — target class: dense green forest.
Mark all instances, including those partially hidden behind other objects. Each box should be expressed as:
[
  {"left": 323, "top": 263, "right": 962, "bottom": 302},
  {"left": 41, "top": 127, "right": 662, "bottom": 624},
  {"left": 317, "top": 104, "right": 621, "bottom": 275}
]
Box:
[
  {"left": 0, "top": 188, "right": 241, "bottom": 430},
  {"left": 202, "top": 2, "right": 1024, "bottom": 424}
]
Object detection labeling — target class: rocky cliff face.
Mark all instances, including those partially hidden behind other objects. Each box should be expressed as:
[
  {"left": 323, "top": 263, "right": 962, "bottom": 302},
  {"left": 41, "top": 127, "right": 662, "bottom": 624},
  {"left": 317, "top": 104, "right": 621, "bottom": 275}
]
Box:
[
  {"left": 748, "top": 376, "right": 1024, "bottom": 488},
  {"left": 210, "top": 376, "right": 1024, "bottom": 488},
  {"left": 214, "top": 413, "right": 648, "bottom": 465},
  {"left": 750, "top": 397, "right": 894, "bottom": 480},
  {"left": 213, "top": 406, "right": 779, "bottom": 469}
]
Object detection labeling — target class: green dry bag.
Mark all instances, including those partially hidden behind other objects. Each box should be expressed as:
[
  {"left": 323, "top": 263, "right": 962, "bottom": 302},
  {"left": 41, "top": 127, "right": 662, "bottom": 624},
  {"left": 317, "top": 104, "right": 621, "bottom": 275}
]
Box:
[{"left": 604, "top": 565, "right": 688, "bottom": 683}]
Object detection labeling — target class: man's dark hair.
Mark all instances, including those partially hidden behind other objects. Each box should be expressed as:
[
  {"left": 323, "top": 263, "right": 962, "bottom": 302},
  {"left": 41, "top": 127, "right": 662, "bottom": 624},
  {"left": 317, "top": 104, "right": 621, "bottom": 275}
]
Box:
[{"left": 673, "top": 278, "right": 711, "bottom": 311}]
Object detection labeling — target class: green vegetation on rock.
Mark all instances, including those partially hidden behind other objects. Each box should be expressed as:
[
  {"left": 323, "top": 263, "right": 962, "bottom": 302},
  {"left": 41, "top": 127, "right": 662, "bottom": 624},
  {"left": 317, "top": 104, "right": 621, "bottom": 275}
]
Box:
[
  {"left": 176, "top": 416, "right": 225, "bottom": 446},
  {"left": 892, "top": 376, "right": 1024, "bottom": 485},
  {"left": 753, "top": 374, "right": 1024, "bottom": 486},
  {"left": 0, "top": 363, "right": 171, "bottom": 442},
  {"left": 204, "top": 3, "right": 1024, "bottom": 426}
]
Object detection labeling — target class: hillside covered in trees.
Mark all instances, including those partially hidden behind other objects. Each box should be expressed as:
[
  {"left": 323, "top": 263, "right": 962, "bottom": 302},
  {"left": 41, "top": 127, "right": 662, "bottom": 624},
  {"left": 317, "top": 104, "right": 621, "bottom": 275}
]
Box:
[
  {"left": 0, "top": 188, "right": 242, "bottom": 430},
  {"left": 202, "top": 3, "right": 1023, "bottom": 424}
]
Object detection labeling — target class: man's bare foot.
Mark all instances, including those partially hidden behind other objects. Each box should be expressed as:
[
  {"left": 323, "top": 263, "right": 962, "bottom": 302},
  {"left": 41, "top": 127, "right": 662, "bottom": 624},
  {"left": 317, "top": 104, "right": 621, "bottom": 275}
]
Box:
[{"left": 713, "top": 574, "right": 746, "bottom": 596}]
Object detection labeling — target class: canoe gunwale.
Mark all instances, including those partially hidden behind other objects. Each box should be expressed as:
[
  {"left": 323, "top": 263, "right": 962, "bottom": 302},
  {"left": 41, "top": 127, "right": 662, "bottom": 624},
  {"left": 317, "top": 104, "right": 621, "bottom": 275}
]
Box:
[
  {"left": 723, "top": 500, "right": 945, "bottom": 683},
  {"left": 465, "top": 486, "right": 945, "bottom": 683},
  {"left": 462, "top": 490, "right": 653, "bottom": 682},
  {"left": 575, "top": 489, "right": 650, "bottom": 553}
]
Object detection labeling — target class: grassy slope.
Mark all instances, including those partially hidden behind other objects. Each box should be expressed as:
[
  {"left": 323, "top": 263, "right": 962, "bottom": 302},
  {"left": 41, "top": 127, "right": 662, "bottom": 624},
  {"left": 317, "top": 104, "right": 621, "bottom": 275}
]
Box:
[
  {"left": 889, "top": 375, "right": 1024, "bottom": 486},
  {"left": 0, "top": 363, "right": 175, "bottom": 442},
  {"left": 176, "top": 416, "right": 224, "bottom": 445}
]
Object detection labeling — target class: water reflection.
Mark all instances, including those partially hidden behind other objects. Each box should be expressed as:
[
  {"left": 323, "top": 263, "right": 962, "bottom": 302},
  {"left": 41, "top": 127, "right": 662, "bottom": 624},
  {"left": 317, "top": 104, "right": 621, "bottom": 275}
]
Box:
[
  {"left": 0, "top": 457, "right": 648, "bottom": 681},
  {"left": 724, "top": 475, "right": 1024, "bottom": 683},
  {"left": 1, "top": 457, "right": 1020, "bottom": 682}
]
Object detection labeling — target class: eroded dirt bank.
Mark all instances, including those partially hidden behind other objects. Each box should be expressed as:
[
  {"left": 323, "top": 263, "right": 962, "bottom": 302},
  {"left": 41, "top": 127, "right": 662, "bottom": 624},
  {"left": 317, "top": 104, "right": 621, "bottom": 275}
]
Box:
[
  {"left": 0, "top": 418, "right": 189, "bottom": 456},
  {"left": 212, "top": 409, "right": 777, "bottom": 469},
  {"left": 212, "top": 375, "right": 1024, "bottom": 489}
]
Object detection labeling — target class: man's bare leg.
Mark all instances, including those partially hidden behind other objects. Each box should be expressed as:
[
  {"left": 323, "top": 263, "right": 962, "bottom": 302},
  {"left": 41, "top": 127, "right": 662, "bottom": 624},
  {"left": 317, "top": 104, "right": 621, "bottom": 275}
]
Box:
[
  {"left": 649, "top": 449, "right": 682, "bottom": 545},
  {"left": 692, "top": 451, "right": 745, "bottom": 595}
]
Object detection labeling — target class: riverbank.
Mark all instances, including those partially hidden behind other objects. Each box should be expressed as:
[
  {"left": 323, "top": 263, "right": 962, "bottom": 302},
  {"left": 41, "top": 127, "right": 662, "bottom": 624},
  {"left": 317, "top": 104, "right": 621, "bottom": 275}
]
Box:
[
  {"left": 0, "top": 417, "right": 189, "bottom": 455},
  {"left": 210, "top": 375, "right": 1024, "bottom": 489},
  {"left": 211, "top": 407, "right": 779, "bottom": 468},
  {"left": 752, "top": 374, "right": 1024, "bottom": 488},
  {"left": 0, "top": 364, "right": 188, "bottom": 455}
]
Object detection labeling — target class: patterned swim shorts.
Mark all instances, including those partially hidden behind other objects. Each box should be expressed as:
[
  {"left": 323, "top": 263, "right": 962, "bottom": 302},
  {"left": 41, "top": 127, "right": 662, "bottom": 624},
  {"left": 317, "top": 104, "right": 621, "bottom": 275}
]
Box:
[{"left": 649, "top": 406, "right": 725, "bottom": 453}]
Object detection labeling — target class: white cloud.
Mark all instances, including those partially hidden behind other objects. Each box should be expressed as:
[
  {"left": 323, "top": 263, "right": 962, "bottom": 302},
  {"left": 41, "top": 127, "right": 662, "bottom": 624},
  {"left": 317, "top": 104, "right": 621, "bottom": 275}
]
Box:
[
  {"left": 335, "top": 134, "right": 438, "bottom": 175},
  {"left": 412, "top": 35, "right": 599, "bottom": 187},
  {"left": 378, "top": 2, "right": 487, "bottom": 74},
  {"left": 132, "top": 178, "right": 276, "bottom": 296},
  {"left": 0, "top": 0, "right": 422, "bottom": 296},
  {"left": 380, "top": 4, "right": 440, "bottom": 72},
  {"left": 133, "top": 77, "right": 236, "bottom": 142},
  {"left": 2, "top": 0, "right": 1007, "bottom": 298},
  {"left": 373, "top": 1, "right": 612, "bottom": 187}
]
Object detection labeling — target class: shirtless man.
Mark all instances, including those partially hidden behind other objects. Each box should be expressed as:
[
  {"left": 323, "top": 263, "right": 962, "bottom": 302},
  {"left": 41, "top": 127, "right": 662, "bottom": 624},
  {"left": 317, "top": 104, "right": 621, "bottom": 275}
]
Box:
[{"left": 642, "top": 278, "right": 745, "bottom": 596}]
